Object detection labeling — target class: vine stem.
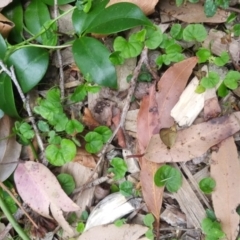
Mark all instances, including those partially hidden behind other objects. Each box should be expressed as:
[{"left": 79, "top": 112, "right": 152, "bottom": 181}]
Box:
[{"left": 0, "top": 195, "right": 30, "bottom": 240}]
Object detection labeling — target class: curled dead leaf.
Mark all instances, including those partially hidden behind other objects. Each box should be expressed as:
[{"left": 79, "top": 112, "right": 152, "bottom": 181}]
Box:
[{"left": 0, "top": 13, "right": 14, "bottom": 38}]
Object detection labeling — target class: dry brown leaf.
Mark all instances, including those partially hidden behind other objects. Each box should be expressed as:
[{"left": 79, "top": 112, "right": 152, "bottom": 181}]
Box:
[
  {"left": 0, "top": 115, "right": 21, "bottom": 182},
  {"left": 159, "top": 1, "right": 228, "bottom": 23},
  {"left": 145, "top": 112, "right": 240, "bottom": 163},
  {"left": 78, "top": 224, "right": 148, "bottom": 240},
  {"left": 14, "top": 162, "right": 80, "bottom": 235},
  {"left": 0, "top": 13, "right": 14, "bottom": 38},
  {"left": 112, "top": 108, "right": 126, "bottom": 148},
  {"left": 82, "top": 108, "right": 100, "bottom": 129},
  {"left": 211, "top": 137, "right": 240, "bottom": 240},
  {"left": 137, "top": 86, "right": 163, "bottom": 226},
  {"left": 108, "top": 0, "right": 158, "bottom": 15},
  {"left": 156, "top": 57, "right": 198, "bottom": 130},
  {"left": 74, "top": 148, "right": 97, "bottom": 169}
]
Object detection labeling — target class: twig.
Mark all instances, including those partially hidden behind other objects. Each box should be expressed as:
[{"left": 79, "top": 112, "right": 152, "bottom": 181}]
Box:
[
  {"left": 54, "top": 0, "right": 65, "bottom": 100},
  {"left": 0, "top": 62, "right": 45, "bottom": 163},
  {"left": 224, "top": 7, "right": 240, "bottom": 14},
  {"left": 0, "top": 182, "right": 38, "bottom": 229},
  {"left": 76, "top": 47, "right": 150, "bottom": 195},
  {"left": 0, "top": 222, "right": 13, "bottom": 240},
  {"left": 0, "top": 195, "right": 30, "bottom": 240}
]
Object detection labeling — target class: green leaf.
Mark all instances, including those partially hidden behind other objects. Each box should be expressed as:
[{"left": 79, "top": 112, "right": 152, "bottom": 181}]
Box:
[
  {"left": 183, "top": 24, "right": 207, "bottom": 42},
  {"left": 57, "top": 173, "right": 75, "bottom": 195},
  {"left": 7, "top": 47, "right": 49, "bottom": 93},
  {"left": 76, "top": 222, "right": 85, "bottom": 233},
  {"left": 0, "top": 34, "right": 7, "bottom": 60},
  {"left": 2, "top": 0, "right": 23, "bottom": 43},
  {"left": 46, "top": 139, "right": 76, "bottom": 166},
  {"left": 37, "top": 120, "right": 50, "bottom": 132},
  {"left": 195, "top": 84, "right": 206, "bottom": 94},
  {"left": 145, "top": 26, "right": 163, "bottom": 49},
  {"left": 108, "top": 157, "right": 128, "bottom": 180},
  {"left": 73, "top": 37, "right": 117, "bottom": 88},
  {"left": 0, "top": 73, "right": 20, "bottom": 119},
  {"left": 226, "top": 13, "right": 236, "bottom": 24},
  {"left": 200, "top": 72, "right": 220, "bottom": 89},
  {"left": 72, "top": 0, "right": 108, "bottom": 35},
  {"left": 85, "top": 84, "right": 101, "bottom": 93},
  {"left": 40, "top": 0, "right": 75, "bottom": 5},
  {"left": 196, "top": 48, "right": 211, "bottom": 63},
  {"left": 0, "top": 188, "right": 18, "bottom": 214},
  {"left": 70, "top": 84, "right": 87, "bottom": 102},
  {"left": 204, "top": 0, "right": 217, "bottom": 17},
  {"left": 233, "top": 24, "right": 240, "bottom": 37},
  {"left": 114, "top": 219, "right": 126, "bottom": 227},
  {"left": 143, "top": 213, "right": 155, "bottom": 228},
  {"left": 119, "top": 180, "right": 133, "bottom": 196},
  {"left": 94, "top": 126, "right": 112, "bottom": 143},
  {"left": 206, "top": 209, "right": 217, "bottom": 221},
  {"left": 84, "top": 132, "right": 103, "bottom": 153},
  {"left": 214, "top": 51, "right": 229, "bottom": 66},
  {"left": 217, "top": 83, "right": 229, "bottom": 97},
  {"left": 24, "top": 0, "right": 51, "bottom": 43},
  {"left": 113, "top": 36, "right": 143, "bottom": 58},
  {"left": 48, "top": 131, "right": 62, "bottom": 144},
  {"left": 165, "top": 43, "right": 182, "bottom": 54},
  {"left": 41, "top": 20, "right": 58, "bottom": 46},
  {"left": 86, "top": 2, "right": 152, "bottom": 34},
  {"left": 199, "top": 177, "right": 216, "bottom": 194},
  {"left": 109, "top": 51, "right": 125, "bottom": 65},
  {"left": 66, "top": 119, "right": 84, "bottom": 135},
  {"left": 145, "top": 229, "right": 154, "bottom": 240},
  {"left": 201, "top": 218, "right": 225, "bottom": 239},
  {"left": 18, "top": 122, "right": 34, "bottom": 140},
  {"left": 154, "top": 165, "right": 182, "bottom": 192},
  {"left": 223, "top": 71, "right": 240, "bottom": 89},
  {"left": 175, "top": 0, "right": 184, "bottom": 6},
  {"left": 170, "top": 23, "right": 183, "bottom": 40}
]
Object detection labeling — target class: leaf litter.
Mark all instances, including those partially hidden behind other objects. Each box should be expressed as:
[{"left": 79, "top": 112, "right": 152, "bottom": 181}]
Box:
[{"left": 2, "top": 0, "right": 240, "bottom": 239}]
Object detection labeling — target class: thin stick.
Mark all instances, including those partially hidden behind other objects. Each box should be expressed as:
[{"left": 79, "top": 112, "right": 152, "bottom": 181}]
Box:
[
  {"left": 0, "top": 182, "right": 38, "bottom": 229},
  {"left": 54, "top": 0, "right": 65, "bottom": 100},
  {"left": 77, "top": 47, "right": 150, "bottom": 194},
  {"left": 0, "top": 222, "right": 12, "bottom": 240},
  {"left": 0, "top": 62, "right": 45, "bottom": 162}
]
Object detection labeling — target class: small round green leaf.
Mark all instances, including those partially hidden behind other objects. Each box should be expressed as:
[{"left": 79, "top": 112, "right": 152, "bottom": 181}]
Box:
[
  {"left": 57, "top": 173, "right": 75, "bottom": 195},
  {"left": 84, "top": 131, "right": 103, "bottom": 153},
  {"left": 37, "top": 120, "right": 50, "bottom": 132},
  {"left": 183, "top": 24, "right": 207, "bottom": 42},
  {"left": 73, "top": 37, "right": 117, "bottom": 88},
  {"left": 108, "top": 157, "right": 128, "bottom": 180},
  {"left": 154, "top": 165, "right": 182, "bottom": 192},
  {"left": 66, "top": 119, "right": 84, "bottom": 135},
  {"left": 7, "top": 47, "right": 49, "bottom": 93},
  {"left": 46, "top": 139, "right": 76, "bottom": 166},
  {"left": 196, "top": 48, "right": 211, "bottom": 63},
  {"left": 143, "top": 214, "right": 155, "bottom": 228},
  {"left": 199, "top": 177, "right": 216, "bottom": 194},
  {"left": 119, "top": 180, "right": 133, "bottom": 196},
  {"left": 145, "top": 26, "right": 163, "bottom": 49},
  {"left": 214, "top": 51, "right": 229, "bottom": 66},
  {"left": 109, "top": 51, "right": 125, "bottom": 65},
  {"left": 224, "top": 71, "right": 240, "bottom": 90},
  {"left": 113, "top": 36, "right": 143, "bottom": 58},
  {"left": 200, "top": 72, "right": 220, "bottom": 89},
  {"left": 94, "top": 126, "right": 112, "bottom": 143},
  {"left": 170, "top": 24, "right": 183, "bottom": 40},
  {"left": 204, "top": 0, "right": 217, "bottom": 17}
]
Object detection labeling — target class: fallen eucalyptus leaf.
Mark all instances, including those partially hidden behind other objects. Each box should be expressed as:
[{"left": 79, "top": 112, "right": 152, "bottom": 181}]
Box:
[
  {"left": 14, "top": 161, "right": 80, "bottom": 235},
  {"left": 145, "top": 112, "right": 240, "bottom": 163}
]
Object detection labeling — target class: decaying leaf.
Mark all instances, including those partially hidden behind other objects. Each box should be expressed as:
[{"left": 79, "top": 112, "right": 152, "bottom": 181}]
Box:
[
  {"left": 159, "top": 1, "right": 229, "bottom": 23},
  {"left": 137, "top": 86, "right": 163, "bottom": 224},
  {"left": 211, "top": 137, "right": 240, "bottom": 240},
  {"left": 145, "top": 112, "right": 240, "bottom": 163},
  {"left": 14, "top": 161, "right": 80, "bottom": 235},
  {"left": 79, "top": 224, "right": 148, "bottom": 240},
  {"left": 74, "top": 148, "right": 97, "bottom": 169},
  {"left": 0, "top": 115, "right": 21, "bottom": 182},
  {"left": 108, "top": 0, "right": 158, "bottom": 15},
  {"left": 156, "top": 57, "right": 198, "bottom": 130},
  {"left": 82, "top": 108, "right": 100, "bottom": 129},
  {"left": 0, "top": 13, "right": 14, "bottom": 38},
  {"left": 159, "top": 125, "right": 177, "bottom": 149}
]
